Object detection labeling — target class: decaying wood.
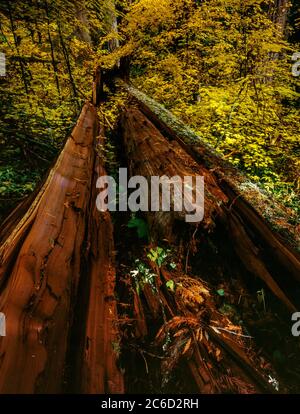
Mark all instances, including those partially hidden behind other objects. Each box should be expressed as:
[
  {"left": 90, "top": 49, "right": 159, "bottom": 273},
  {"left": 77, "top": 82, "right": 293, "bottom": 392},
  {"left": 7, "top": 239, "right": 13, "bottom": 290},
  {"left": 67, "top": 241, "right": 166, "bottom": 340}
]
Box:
[
  {"left": 0, "top": 73, "right": 298, "bottom": 394},
  {"left": 0, "top": 103, "right": 124, "bottom": 393},
  {"left": 0, "top": 103, "right": 95, "bottom": 392},
  {"left": 118, "top": 105, "right": 289, "bottom": 393},
  {"left": 0, "top": 103, "right": 96, "bottom": 393},
  {"left": 123, "top": 82, "right": 299, "bottom": 255},
  {"left": 120, "top": 107, "right": 228, "bottom": 240},
  {"left": 227, "top": 213, "right": 296, "bottom": 312},
  {"left": 126, "top": 255, "right": 275, "bottom": 393},
  {"left": 76, "top": 145, "right": 124, "bottom": 394},
  {"left": 119, "top": 103, "right": 298, "bottom": 313}
]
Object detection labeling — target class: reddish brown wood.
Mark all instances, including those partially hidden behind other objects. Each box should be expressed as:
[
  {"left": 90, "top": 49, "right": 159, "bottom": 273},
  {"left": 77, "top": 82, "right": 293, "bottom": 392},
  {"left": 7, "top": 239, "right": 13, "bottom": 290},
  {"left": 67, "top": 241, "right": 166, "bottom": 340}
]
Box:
[
  {"left": 78, "top": 154, "right": 124, "bottom": 394},
  {"left": 120, "top": 107, "right": 228, "bottom": 240},
  {"left": 119, "top": 106, "right": 277, "bottom": 393},
  {"left": 0, "top": 103, "right": 124, "bottom": 394},
  {"left": 120, "top": 105, "right": 297, "bottom": 313}
]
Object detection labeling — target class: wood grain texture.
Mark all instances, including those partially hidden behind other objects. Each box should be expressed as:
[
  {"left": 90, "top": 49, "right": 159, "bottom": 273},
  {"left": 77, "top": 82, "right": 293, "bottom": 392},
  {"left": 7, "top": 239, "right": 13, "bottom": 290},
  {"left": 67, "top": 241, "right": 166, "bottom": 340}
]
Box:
[{"left": 0, "top": 103, "right": 123, "bottom": 394}]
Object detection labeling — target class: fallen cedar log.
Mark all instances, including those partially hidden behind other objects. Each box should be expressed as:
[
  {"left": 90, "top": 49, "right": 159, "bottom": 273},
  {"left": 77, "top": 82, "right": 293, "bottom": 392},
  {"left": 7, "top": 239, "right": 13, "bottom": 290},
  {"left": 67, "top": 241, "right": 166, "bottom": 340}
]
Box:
[
  {"left": 120, "top": 107, "right": 228, "bottom": 235},
  {"left": 0, "top": 103, "right": 123, "bottom": 393},
  {"left": 119, "top": 106, "right": 297, "bottom": 313},
  {"left": 118, "top": 106, "right": 287, "bottom": 393},
  {"left": 122, "top": 84, "right": 300, "bottom": 287}
]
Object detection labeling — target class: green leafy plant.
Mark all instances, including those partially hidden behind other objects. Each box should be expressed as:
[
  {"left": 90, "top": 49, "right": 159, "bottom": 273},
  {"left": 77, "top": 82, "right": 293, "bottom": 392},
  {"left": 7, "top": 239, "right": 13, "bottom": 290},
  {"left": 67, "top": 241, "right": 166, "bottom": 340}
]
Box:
[
  {"left": 123, "top": 0, "right": 300, "bottom": 214},
  {"left": 0, "top": 166, "right": 41, "bottom": 197},
  {"left": 166, "top": 279, "right": 176, "bottom": 292},
  {"left": 147, "top": 246, "right": 170, "bottom": 267},
  {"left": 130, "top": 259, "right": 157, "bottom": 295}
]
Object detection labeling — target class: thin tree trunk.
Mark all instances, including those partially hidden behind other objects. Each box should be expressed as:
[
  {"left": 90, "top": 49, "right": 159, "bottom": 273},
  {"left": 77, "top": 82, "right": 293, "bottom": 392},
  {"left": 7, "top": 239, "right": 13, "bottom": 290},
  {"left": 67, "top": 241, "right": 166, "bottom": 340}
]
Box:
[
  {"left": 45, "top": 0, "right": 61, "bottom": 97},
  {"left": 7, "top": 2, "right": 29, "bottom": 96},
  {"left": 57, "top": 17, "right": 78, "bottom": 101},
  {"left": 271, "top": 0, "right": 290, "bottom": 36},
  {"left": 74, "top": 1, "right": 92, "bottom": 43}
]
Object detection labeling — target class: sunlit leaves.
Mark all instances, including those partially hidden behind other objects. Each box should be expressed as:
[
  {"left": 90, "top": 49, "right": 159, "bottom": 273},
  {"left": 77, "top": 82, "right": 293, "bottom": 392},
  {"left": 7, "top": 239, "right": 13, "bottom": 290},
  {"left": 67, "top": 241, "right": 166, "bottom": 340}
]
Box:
[{"left": 122, "top": 0, "right": 300, "bottom": 210}]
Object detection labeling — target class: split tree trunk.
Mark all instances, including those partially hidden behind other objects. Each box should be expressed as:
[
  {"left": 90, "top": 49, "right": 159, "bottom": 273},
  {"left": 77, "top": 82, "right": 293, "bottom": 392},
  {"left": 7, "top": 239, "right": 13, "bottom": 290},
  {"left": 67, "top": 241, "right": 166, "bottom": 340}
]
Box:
[
  {"left": 120, "top": 103, "right": 298, "bottom": 313},
  {"left": 0, "top": 103, "right": 123, "bottom": 393}
]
